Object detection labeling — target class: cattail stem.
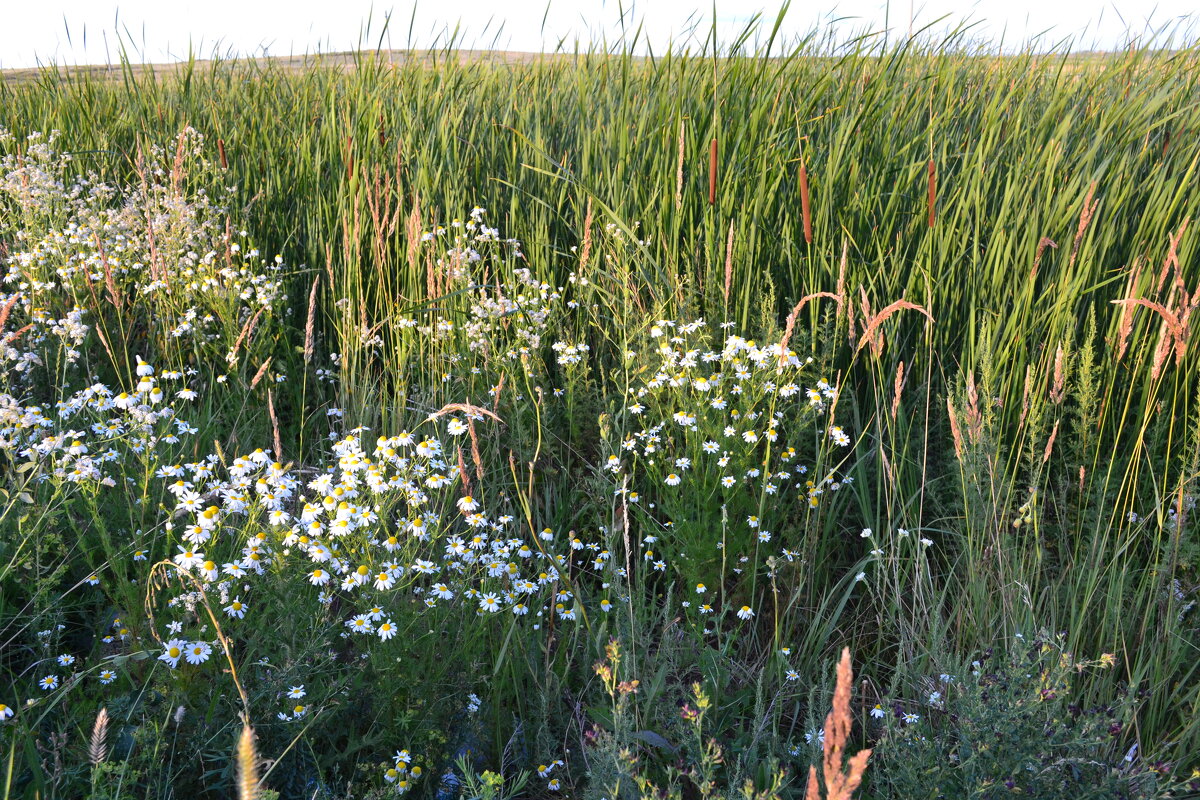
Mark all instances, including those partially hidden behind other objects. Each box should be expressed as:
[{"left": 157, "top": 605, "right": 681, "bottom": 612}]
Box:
[
  {"left": 927, "top": 159, "right": 936, "bottom": 228},
  {"left": 217, "top": 138, "right": 228, "bottom": 170},
  {"left": 709, "top": 137, "right": 718, "bottom": 206},
  {"left": 799, "top": 159, "right": 813, "bottom": 244}
]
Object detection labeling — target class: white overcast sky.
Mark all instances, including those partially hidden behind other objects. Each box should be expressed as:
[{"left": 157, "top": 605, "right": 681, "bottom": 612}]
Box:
[{"left": 0, "top": 1, "right": 1195, "bottom": 69}]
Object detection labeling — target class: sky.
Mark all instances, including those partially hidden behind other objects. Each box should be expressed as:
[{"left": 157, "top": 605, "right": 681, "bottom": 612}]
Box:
[{"left": 0, "top": 0, "right": 1195, "bottom": 69}]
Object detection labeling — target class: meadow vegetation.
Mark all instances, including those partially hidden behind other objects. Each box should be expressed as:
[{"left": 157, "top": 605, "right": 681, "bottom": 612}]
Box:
[{"left": 0, "top": 18, "right": 1198, "bottom": 799}]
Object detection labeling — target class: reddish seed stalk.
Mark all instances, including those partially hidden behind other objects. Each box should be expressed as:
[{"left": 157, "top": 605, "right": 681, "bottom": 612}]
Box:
[
  {"left": 799, "top": 159, "right": 813, "bottom": 244},
  {"left": 709, "top": 138, "right": 718, "bottom": 206},
  {"left": 927, "top": 159, "right": 936, "bottom": 228}
]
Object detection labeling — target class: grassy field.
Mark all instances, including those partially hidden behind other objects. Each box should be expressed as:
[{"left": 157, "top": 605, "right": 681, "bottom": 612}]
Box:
[{"left": 0, "top": 22, "right": 1198, "bottom": 800}]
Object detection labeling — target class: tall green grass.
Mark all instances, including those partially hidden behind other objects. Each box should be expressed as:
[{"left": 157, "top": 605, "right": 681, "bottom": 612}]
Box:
[{"left": 1, "top": 15, "right": 1199, "bottom": 796}]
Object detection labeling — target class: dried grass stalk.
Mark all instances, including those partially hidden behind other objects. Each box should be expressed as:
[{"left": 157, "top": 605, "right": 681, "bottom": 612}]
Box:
[
  {"left": 926, "top": 159, "right": 936, "bottom": 228},
  {"left": 723, "top": 221, "right": 735, "bottom": 305},
  {"left": 675, "top": 118, "right": 686, "bottom": 211},
  {"left": 303, "top": 275, "right": 321, "bottom": 364},
  {"left": 799, "top": 158, "right": 813, "bottom": 244},
  {"left": 708, "top": 137, "right": 718, "bottom": 205},
  {"left": 249, "top": 357, "right": 272, "bottom": 390}
]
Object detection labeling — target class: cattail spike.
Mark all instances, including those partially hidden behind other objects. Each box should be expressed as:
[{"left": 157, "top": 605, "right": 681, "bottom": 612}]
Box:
[{"left": 799, "top": 158, "right": 813, "bottom": 244}]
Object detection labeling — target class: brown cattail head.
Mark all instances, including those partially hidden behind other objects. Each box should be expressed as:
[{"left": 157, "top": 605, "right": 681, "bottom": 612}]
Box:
[
  {"left": 708, "top": 137, "right": 718, "bottom": 205},
  {"left": 927, "top": 159, "right": 936, "bottom": 229},
  {"left": 799, "top": 158, "right": 813, "bottom": 244},
  {"left": 217, "top": 138, "right": 228, "bottom": 170}
]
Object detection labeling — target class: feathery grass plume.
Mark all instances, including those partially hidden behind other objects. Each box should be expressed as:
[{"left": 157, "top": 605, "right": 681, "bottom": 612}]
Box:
[
  {"left": 723, "top": 220, "right": 735, "bottom": 305},
  {"left": 1067, "top": 182, "right": 1099, "bottom": 270},
  {"left": 1019, "top": 364, "right": 1033, "bottom": 425},
  {"left": 1115, "top": 259, "right": 1143, "bottom": 361},
  {"left": 1050, "top": 343, "right": 1066, "bottom": 404},
  {"left": 891, "top": 361, "right": 906, "bottom": 421},
  {"left": 1043, "top": 419, "right": 1060, "bottom": 464},
  {"left": 709, "top": 137, "right": 718, "bottom": 205},
  {"left": 217, "top": 137, "right": 228, "bottom": 170},
  {"left": 804, "top": 648, "right": 871, "bottom": 800},
  {"left": 92, "top": 231, "right": 122, "bottom": 308},
  {"left": 965, "top": 371, "right": 982, "bottom": 442},
  {"left": 947, "top": 397, "right": 964, "bottom": 458},
  {"left": 229, "top": 307, "right": 265, "bottom": 364},
  {"left": 926, "top": 159, "right": 936, "bottom": 228},
  {"left": 303, "top": 274, "right": 320, "bottom": 364},
  {"left": 88, "top": 707, "right": 109, "bottom": 766},
  {"left": 675, "top": 117, "right": 686, "bottom": 211},
  {"left": 249, "top": 357, "right": 272, "bottom": 390},
  {"left": 1030, "top": 236, "right": 1057, "bottom": 280},
  {"left": 235, "top": 718, "right": 260, "bottom": 800},
  {"left": 856, "top": 296, "right": 934, "bottom": 357},
  {"left": 0, "top": 294, "right": 19, "bottom": 333},
  {"left": 799, "top": 156, "right": 813, "bottom": 244}
]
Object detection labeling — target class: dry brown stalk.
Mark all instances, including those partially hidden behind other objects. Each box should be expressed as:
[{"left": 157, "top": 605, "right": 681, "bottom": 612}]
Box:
[
  {"left": 88, "top": 708, "right": 109, "bottom": 766},
  {"left": 267, "top": 389, "right": 282, "bottom": 463},
  {"left": 467, "top": 417, "right": 484, "bottom": 482},
  {"left": 345, "top": 135, "right": 355, "bottom": 182},
  {"left": 1019, "top": 365, "right": 1033, "bottom": 425},
  {"left": 779, "top": 292, "right": 842, "bottom": 370},
  {"left": 406, "top": 195, "right": 422, "bottom": 275},
  {"left": 428, "top": 403, "right": 504, "bottom": 426},
  {"left": 456, "top": 446, "right": 473, "bottom": 497},
  {"left": 249, "top": 358, "right": 272, "bottom": 390},
  {"left": 675, "top": 118, "right": 686, "bottom": 211},
  {"left": 304, "top": 275, "right": 321, "bottom": 364},
  {"left": 723, "top": 221, "right": 735, "bottom": 305},
  {"left": 579, "top": 198, "right": 594, "bottom": 273},
  {"left": 799, "top": 158, "right": 813, "bottom": 244},
  {"left": 1067, "top": 182, "right": 1099, "bottom": 270},
  {"left": 926, "top": 159, "right": 936, "bottom": 229},
  {"left": 803, "top": 648, "right": 872, "bottom": 800},
  {"left": 217, "top": 138, "right": 228, "bottom": 170},
  {"left": 708, "top": 138, "right": 718, "bottom": 205},
  {"left": 491, "top": 373, "right": 506, "bottom": 415}
]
